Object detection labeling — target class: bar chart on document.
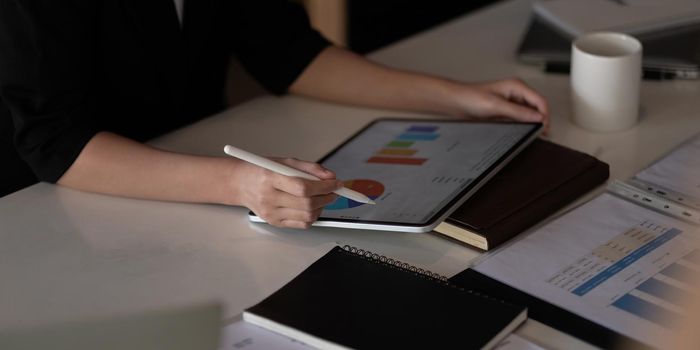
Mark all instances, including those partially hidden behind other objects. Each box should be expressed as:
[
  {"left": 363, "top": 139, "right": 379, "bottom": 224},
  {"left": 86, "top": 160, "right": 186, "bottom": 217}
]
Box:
[
  {"left": 547, "top": 219, "right": 698, "bottom": 328},
  {"left": 474, "top": 193, "right": 700, "bottom": 347}
]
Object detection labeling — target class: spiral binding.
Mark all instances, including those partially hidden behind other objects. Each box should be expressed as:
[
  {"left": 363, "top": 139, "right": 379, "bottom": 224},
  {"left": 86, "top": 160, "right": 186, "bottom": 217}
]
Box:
[
  {"left": 342, "top": 245, "right": 449, "bottom": 282},
  {"left": 340, "top": 245, "right": 518, "bottom": 308}
]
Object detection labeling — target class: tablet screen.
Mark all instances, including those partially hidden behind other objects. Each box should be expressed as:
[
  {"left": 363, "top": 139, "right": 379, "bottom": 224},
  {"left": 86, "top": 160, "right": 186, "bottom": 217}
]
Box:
[{"left": 318, "top": 119, "right": 541, "bottom": 226}]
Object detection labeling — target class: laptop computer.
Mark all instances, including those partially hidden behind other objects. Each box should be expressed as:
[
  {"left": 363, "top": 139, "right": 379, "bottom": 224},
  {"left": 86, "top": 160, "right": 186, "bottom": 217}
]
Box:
[{"left": 517, "top": 16, "right": 700, "bottom": 80}]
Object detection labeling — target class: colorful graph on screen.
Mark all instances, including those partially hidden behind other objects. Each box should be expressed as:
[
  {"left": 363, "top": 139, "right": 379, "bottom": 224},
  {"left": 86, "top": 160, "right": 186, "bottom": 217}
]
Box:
[
  {"left": 325, "top": 179, "right": 385, "bottom": 210},
  {"left": 366, "top": 125, "right": 439, "bottom": 166}
]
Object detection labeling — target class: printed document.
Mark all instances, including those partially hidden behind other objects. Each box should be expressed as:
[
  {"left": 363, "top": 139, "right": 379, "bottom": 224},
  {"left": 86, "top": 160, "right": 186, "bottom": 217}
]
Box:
[{"left": 475, "top": 193, "right": 699, "bottom": 348}]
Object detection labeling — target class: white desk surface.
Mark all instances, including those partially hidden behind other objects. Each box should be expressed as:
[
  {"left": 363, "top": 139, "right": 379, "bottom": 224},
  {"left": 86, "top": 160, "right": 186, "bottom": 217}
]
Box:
[{"left": 2, "top": 0, "right": 698, "bottom": 348}]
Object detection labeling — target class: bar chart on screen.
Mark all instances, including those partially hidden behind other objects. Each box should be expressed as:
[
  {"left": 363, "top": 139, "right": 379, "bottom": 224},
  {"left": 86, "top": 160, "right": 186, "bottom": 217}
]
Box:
[
  {"left": 546, "top": 219, "right": 699, "bottom": 328},
  {"left": 320, "top": 120, "right": 536, "bottom": 224},
  {"left": 366, "top": 125, "right": 439, "bottom": 166}
]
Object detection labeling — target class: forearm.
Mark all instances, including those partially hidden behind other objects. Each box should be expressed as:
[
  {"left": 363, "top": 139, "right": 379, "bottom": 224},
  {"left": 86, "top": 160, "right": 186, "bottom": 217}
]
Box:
[
  {"left": 289, "top": 47, "right": 464, "bottom": 117},
  {"left": 56, "top": 132, "right": 340, "bottom": 228},
  {"left": 58, "top": 132, "right": 241, "bottom": 205}
]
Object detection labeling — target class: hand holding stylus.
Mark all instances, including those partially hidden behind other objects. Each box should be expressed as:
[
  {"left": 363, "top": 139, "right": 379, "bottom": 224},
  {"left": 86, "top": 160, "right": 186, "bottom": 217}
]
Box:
[
  {"left": 224, "top": 145, "right": 375, "bottom": 205},
  {"left": 223, "top": 145, "right": 374, "bottom": 229}
]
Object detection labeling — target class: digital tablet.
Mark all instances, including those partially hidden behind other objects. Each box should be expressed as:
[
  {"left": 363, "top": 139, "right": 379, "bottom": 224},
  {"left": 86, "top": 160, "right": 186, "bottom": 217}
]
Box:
[{"left": 250, "top": 118, "right": 543, "bottom": 232}]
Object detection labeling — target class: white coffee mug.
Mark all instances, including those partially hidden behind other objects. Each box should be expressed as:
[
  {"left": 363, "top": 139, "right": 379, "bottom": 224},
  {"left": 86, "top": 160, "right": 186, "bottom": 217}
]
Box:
[{"left": 570, "top": 32, "right": 642, "bottom": 132}]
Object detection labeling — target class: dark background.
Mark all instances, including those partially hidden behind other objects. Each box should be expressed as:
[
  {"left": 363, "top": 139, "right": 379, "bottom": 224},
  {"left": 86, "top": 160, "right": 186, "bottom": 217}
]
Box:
[{"left": 347, "top": 1, "right": 500, "bottom": 53}]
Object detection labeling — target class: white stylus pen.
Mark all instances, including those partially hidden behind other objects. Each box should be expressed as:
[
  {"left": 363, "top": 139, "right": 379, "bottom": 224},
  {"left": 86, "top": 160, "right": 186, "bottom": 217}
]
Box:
[{"left": 223, "top": 145, "right": 376, "bottom": 205}]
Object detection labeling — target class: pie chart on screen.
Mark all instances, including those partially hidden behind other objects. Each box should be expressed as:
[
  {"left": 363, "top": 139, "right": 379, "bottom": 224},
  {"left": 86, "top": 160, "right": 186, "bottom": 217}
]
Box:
[{"left": 325, "top": 179, "right": 385, "bottom": 210}]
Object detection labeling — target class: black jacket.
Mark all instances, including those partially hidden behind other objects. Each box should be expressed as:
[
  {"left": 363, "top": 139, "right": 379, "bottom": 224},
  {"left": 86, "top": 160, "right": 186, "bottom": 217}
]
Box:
[{"left": 0, "top": 0, "right": 329, "bottom": 195}]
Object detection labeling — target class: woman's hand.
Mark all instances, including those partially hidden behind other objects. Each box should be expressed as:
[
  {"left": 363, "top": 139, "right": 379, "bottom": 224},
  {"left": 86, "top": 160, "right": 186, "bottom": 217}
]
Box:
[
  {"left": 449, "top": 78, "right": 550, "bottom": 132},
  {"left": 232, "top": 157, "right": 341, "bottom": 229}
]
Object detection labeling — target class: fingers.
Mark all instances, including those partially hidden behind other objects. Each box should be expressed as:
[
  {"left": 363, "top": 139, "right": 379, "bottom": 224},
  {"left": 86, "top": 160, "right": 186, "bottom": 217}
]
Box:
[
  {"left": 248, "top": 189, "right": 329, "bottom": 228},
  {"left": 485, "top": 78, "right": 550, "bottom": 133},
  {"left": 487, "top": 94, "right": 545, "bottom": 123},
  {"left": 256, "top": 207, "right": 325, "bottom": 229},
  {"left": 500, "top": 78, "right": 549, "bottom": 117},
  {"left": 270, "top": 172, "right": 341, "bottom": 197},
  {"left": 276, "top": 192, "right": 338, "bottom": 211},
  {"left": 243, "top": 161, "right": 341, "bottom": 229},
  {"left": 275, "top": 207, "right": 324, "bottom": 227},
  {"left": 279, "top": 220, "right": 312, "bottom": 229},
  {"left": 278, "top": 157, "right": 337, "bottom": 180}
]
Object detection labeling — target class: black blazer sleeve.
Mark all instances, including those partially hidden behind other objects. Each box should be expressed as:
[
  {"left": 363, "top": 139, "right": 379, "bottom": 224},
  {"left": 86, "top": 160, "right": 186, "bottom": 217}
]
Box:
[
  {"left": 0, "top": 0, "right": 99, "bottom": 183},
  {"left": 229, "top": 0, "right": 331, "bottom": 95}
]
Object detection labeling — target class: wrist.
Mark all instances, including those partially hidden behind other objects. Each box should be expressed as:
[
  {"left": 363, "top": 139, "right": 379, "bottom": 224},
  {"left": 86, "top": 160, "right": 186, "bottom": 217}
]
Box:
[
  {"left": 214, "top": 157, "right": 247, "bottom": 207},
  {"left": 202, "top": 157, "right": 243, "bottom": 205},
  {"left": 437, "top": 79, "right": 475, "bottom": 118},
  {"left": 415, "top": 76, "right": 469, "bottom": 118}
]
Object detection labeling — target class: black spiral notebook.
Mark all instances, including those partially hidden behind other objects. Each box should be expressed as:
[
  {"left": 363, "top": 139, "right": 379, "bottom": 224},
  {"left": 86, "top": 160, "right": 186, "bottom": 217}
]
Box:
[{"left": 244, "top": 246, "right": 527, "bottom": 349}]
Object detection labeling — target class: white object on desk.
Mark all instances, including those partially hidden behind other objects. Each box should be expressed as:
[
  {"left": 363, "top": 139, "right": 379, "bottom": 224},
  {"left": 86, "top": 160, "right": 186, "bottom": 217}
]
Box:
[
  {"left": 607, "top": 132, "right": 700, "bottom": 224},
  {"left": 609, "top": 180, "right": 700, "bottom": 226},
  {"left": 219, "top": 318, "right": 544, "bottom": 350},
  {"left": 633, "top": 132, "right": 700, "bottom": 209},
  {"left": 475, "top": 192, "right": 699, "bottom": 348},
  {"left": 570, "top": 32, "right": 642, "bottom": 132},
  {"left": 219, "top": 319, "right": 313, "bottom": 350},
  {"left": 223, "top": 145, "right": 375, "bottom": 205}
]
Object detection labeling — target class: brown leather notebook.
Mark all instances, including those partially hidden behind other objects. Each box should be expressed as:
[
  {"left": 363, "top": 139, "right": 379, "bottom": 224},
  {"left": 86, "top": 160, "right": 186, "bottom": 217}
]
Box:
[{"left": 433, "top": 139, "right": 609, "bottom": 250}]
